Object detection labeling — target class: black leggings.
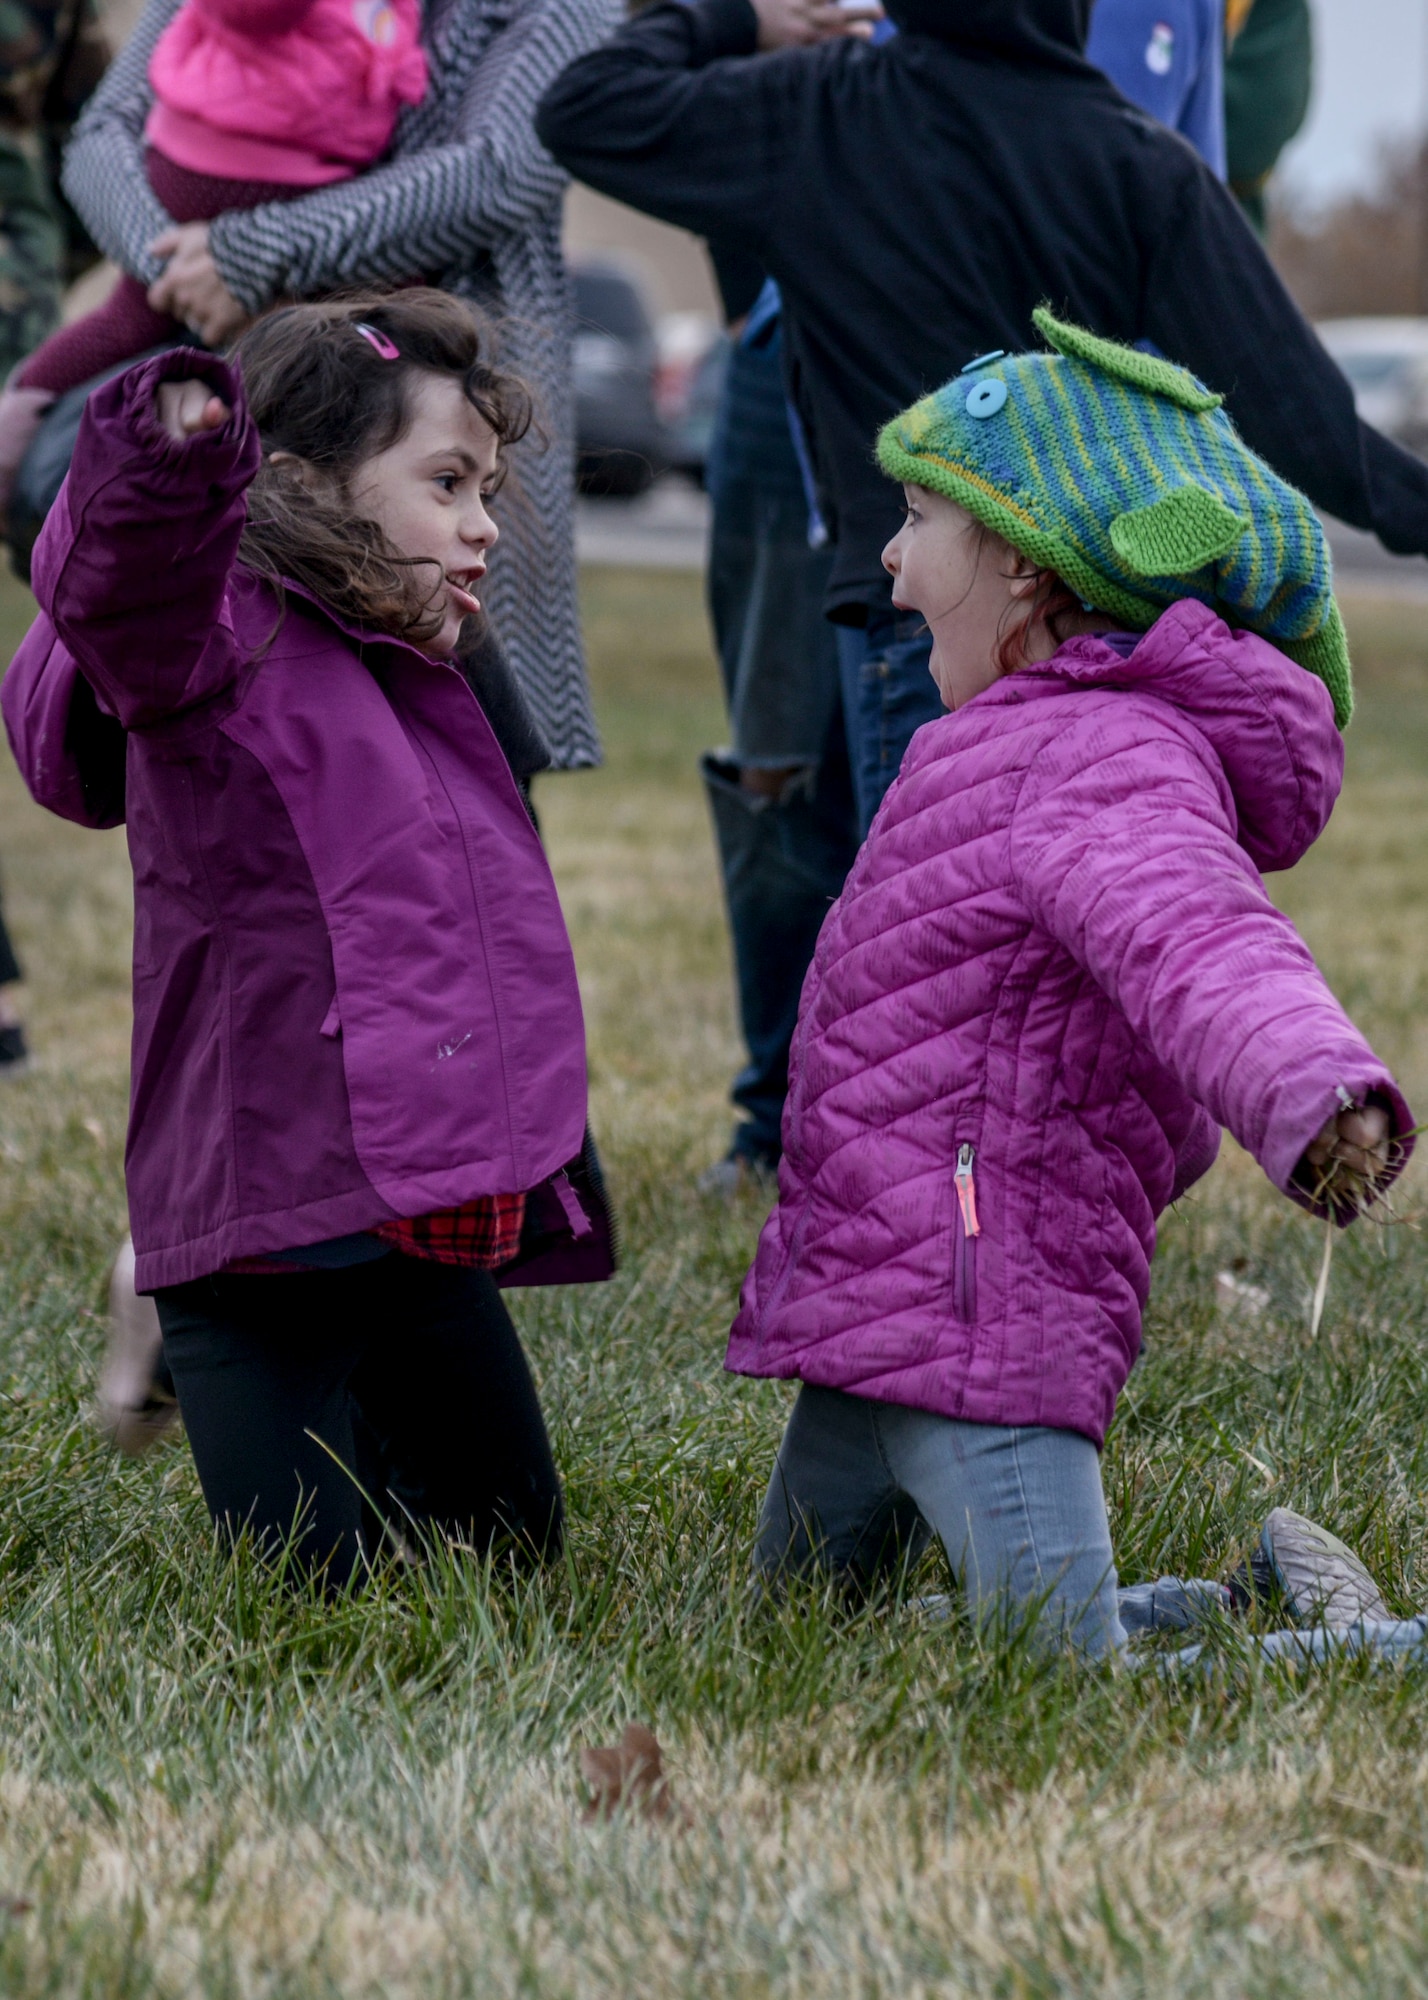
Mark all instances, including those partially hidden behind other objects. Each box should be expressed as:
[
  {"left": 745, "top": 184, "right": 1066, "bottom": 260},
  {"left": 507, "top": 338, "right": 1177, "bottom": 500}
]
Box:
[{"left": 155, "top": 1255, "right": 563, "bottom": 1588}]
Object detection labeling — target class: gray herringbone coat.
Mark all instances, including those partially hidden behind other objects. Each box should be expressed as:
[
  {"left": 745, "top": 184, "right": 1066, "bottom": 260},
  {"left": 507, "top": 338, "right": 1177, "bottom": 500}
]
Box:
[{"left": 62, "top": 0, "right": 618, "bottom": 769}]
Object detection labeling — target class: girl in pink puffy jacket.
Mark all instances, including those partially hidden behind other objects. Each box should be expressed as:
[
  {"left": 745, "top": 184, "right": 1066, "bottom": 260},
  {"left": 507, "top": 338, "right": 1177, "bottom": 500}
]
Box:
[
  {"left": 728, "top": 314, "right": 1416, "bottom": 1658},
  {"left": 0, "top": 0, "right": 427, "bottom": 515}
]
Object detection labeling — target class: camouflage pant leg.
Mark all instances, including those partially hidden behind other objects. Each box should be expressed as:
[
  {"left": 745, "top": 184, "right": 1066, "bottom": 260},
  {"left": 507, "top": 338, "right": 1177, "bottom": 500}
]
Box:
[{"left": 0, "top": 133, "right": 61, "bottom": 382}]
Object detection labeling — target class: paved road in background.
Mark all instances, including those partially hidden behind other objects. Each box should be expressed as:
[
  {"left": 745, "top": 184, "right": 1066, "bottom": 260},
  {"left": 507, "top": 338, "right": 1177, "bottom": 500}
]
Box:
[
  {"left": 576, "top": 477, "right": 710, "bottom": 569},
  {"left": 578, "top": 476, "right": 1428, "bottom": 603}
]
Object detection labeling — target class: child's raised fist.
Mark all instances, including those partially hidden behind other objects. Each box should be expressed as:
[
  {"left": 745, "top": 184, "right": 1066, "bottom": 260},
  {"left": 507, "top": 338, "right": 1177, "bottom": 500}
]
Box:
[{"left": 155, "top": 380, "right": 229, "bottom": 443}]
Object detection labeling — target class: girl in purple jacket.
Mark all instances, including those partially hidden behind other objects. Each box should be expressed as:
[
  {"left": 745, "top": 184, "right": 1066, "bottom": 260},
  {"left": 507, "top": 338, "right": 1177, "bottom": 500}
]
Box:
[
  {"left": 3, "top": 290, "right": 610, "bottom": 1587},
  {"left": 728, "top": 314, "right": 1415, "bottom": 1657}
]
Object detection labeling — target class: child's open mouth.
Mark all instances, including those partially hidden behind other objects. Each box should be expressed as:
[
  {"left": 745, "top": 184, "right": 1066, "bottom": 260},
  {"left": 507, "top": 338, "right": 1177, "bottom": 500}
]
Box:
[{"left": 447, "top": 567, "right": 486, "bottom": 618}]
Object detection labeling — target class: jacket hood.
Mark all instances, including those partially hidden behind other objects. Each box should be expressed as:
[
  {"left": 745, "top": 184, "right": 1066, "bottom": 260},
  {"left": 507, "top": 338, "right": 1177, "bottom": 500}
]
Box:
[
  {"left": 882, "top": 0, "right": 1093, "bottom": 67},
  {"left": 1022, "top": 600, "right": 1344, "bottom": 872}
]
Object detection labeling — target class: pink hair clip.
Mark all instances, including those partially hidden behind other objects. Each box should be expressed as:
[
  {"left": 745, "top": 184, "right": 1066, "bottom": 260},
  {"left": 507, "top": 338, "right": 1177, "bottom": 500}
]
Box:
[{"left": 355, "top": 322, "right": 400, "bottom": 361}]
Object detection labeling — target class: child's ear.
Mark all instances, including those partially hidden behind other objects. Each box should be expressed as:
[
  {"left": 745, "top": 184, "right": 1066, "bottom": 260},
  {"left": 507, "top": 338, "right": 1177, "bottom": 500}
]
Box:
[
  {"left": 267, "top": 450, "right": 320, "bottom": 490},
  {"left": 1109, "top": 484, "right": 1249, "bottom": 577}
]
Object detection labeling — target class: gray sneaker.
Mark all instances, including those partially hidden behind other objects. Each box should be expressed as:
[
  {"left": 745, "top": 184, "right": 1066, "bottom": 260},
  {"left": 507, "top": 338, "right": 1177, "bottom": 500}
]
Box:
[{"left": 1260, "top": 1507, "right": 1390, "bottom": 1627}]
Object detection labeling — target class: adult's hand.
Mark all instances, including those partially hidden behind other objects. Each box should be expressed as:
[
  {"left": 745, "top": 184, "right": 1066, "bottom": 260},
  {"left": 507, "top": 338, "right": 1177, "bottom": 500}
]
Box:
[
  {"left": 146, "top": 223, "right": 252, "bottom": 347},
  {"left": 752, "top": 0, "right": 884, "bottom": 50}
]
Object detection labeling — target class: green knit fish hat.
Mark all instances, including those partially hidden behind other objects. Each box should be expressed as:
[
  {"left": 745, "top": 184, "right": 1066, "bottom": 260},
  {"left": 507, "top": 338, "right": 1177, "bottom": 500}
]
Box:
[{"left": 876, "top": 308, "right": 1351, "bottom": 726}]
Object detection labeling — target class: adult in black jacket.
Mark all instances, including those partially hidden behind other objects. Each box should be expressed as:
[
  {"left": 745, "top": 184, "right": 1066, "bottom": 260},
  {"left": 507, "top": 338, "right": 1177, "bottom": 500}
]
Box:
[{"left": 538, "top": 0, "right": 1428, "bottom": 819}]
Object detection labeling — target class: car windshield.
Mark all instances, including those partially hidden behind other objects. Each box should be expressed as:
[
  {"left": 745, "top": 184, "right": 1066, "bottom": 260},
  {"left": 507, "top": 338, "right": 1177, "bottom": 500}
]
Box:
[{"left": 574, "top": 272, "right": 650, "bottom": 342}]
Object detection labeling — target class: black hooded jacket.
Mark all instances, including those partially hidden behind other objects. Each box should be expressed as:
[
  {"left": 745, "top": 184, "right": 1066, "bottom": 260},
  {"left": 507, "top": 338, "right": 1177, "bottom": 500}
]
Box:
[{"left": 538, "top": 0, "right": 1428, "bottom": 621}]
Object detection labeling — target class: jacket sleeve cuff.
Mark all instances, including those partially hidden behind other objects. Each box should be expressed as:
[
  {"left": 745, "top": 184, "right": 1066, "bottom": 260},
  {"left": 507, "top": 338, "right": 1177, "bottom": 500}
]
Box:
[{"left": 681, "top": 0, "right": 759, "bottom": 63}]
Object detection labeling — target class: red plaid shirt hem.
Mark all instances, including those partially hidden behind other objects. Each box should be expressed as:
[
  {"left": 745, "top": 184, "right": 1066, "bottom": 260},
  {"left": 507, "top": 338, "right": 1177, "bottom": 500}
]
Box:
[{"left": 372, "top": 1191, "right": 526, "bottom": 1269}]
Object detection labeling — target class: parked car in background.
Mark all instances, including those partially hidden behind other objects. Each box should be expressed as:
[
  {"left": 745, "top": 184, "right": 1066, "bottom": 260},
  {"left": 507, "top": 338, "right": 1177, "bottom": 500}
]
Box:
[
  {"left": 1316, "top": 318, "right": 1428, "bottom": 460},
  {"left": 571, "top": 261, "right": 667, "bottom": 497}
]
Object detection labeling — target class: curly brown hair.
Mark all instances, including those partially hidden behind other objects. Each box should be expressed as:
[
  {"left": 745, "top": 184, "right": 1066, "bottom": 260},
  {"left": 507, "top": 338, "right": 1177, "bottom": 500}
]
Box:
[
  {"left": 233, "top": 289, "right": 534, "bottom": 643},
  {"left": 966, "top": 519, "right": 1086, "bottom": 676}
]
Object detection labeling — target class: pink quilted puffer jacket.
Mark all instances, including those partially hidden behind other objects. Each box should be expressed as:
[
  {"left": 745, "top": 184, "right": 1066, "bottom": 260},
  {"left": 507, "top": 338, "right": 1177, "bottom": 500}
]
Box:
[{"left": 726, "top": 602, "right": 1413, "bottom": 1447}]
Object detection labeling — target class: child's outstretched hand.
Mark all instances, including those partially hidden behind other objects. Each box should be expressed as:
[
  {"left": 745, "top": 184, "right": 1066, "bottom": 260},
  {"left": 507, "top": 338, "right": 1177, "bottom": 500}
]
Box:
[
  {"left": 1303, "top": 1099, "right": 1392, "bottom": 1207},
  {"left": 155, "top": 380, "right": 229, "bottom": 443}
]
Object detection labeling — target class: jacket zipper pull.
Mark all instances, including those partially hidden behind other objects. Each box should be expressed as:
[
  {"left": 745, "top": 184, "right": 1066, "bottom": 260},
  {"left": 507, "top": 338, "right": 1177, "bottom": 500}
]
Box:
[{"left": 955, "top": 1143, "right": 981, "bottom": 1238}]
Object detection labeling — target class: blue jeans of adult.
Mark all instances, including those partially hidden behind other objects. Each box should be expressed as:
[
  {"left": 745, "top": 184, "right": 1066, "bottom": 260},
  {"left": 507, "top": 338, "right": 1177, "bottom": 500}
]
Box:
[
  {"left": 835, "top": 606, "right": 941, "bottom": 835},
  {"left": 704, "top": 324, "right": 857, "bottom": 1166},
  {"left": 754, "top": 1384, "right": 1228, "bottom": 1656}
]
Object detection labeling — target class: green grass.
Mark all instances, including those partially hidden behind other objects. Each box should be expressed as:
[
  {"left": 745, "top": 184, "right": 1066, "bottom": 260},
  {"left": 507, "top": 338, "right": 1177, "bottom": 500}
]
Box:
[{"left": 0, "top": 569, "right": 1425, "bottom": 1992}]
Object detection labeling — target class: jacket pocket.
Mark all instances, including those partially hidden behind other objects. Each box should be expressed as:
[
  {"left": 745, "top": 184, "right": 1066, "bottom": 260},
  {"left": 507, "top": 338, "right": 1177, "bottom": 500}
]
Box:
[
  {"left": 320, "top": 994, "right": 341, "bottom": 1040},
  {"left": 953, "top": 1142, "right": 980, "bottom": 1323}
]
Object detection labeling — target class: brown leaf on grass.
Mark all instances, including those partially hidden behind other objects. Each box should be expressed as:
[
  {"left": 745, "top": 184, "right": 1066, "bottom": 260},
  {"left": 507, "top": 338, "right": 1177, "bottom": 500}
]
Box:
[
  {"left": 0, "top": 1897, "right": 32, "bottom": 1916},
  {"left": 579, "top": 1723, "right": 689, "bottom": 1827}
]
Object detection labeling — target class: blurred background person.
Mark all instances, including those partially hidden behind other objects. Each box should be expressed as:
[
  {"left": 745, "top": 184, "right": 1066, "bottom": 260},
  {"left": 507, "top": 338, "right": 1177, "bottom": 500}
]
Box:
[
  {"left": 682, "top": 5, "right": 888, "bottom": 1194},
  {"left": 1223, "top": 0, "right": 1312, "bottom": 232},
  {"left": 697, "top": 257, "right": 856, "bottom": 1193}
]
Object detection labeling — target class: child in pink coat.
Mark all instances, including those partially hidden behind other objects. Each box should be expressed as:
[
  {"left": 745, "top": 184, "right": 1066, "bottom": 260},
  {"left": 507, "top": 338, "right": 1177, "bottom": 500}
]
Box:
[
  {"left": 0, "top": 0, "right": 427, "bottom": 515},
  {"left": 730, "top": 315, "right": 1414, "bottom": 1658}
]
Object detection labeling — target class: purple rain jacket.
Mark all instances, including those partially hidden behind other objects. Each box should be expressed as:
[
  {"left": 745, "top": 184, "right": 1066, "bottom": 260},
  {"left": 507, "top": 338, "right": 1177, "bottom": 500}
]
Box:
[
  {"left": 2, "top": 349, "right": 600, "bottom": 1294},
  {"left": 726, "top": 602, "right": 1414, "bottom": 1448}
]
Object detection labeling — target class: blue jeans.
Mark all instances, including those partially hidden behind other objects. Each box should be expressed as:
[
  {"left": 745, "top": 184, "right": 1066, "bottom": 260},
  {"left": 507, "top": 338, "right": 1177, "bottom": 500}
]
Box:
[
  {"left": 704, "top": 327, "right": 857, "bottom": 1164},
  {"left": 836, "top": 608, "right": 942, "bottom": 834},
  {"left": 754, "top": 1385, "right": 1227, "bottom": 1657}
]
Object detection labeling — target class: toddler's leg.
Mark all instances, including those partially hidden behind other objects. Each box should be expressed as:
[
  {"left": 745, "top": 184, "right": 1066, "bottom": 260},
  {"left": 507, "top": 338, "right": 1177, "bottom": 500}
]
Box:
[
  {"left": 348, "top": 1258, "right": 564, "bottom": 1567},
  {"left": 753, "top": 1383, "right": 929, "bottom": 1595},
  {"left": 1, "top": 276, "right": 184, "bottom": 524},
  {"left": 887, "top": 1413, "right": 1126, "bottom": 1655},
  {"left": 13, "top": 275, "right": 181, "bottom": 398}
]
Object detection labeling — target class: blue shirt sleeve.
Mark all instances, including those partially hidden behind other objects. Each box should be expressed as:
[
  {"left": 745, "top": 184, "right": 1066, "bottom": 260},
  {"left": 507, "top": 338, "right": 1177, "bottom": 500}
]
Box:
[
  {"left": 1086, "top": 0, "right": 1226, "bottom": 178},
  {"left": 1176, "top": 2, "right": 1226, "bottom": 177}
]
